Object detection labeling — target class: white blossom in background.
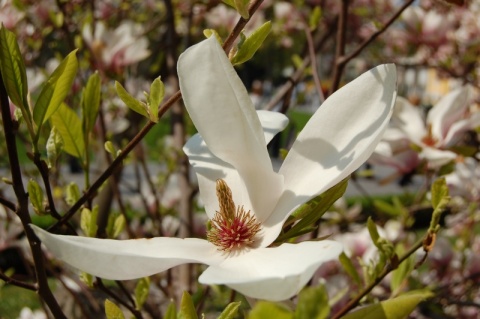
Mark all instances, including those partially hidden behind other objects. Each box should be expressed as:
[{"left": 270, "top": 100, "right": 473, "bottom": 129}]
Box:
[
  {"left": 390, "top": 88, "right": 480, "bottom": 168},
  {"left": 82, "top": 21, "right": 150, "bottom": 72},
  {"left": 32, "top": 36, "right": 397, "bottom": 301}
]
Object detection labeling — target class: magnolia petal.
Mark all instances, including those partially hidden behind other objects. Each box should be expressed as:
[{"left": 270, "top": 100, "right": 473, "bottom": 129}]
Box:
[
  {"left": 183, "top": 111, "right": 288, "bottom": 219},
  {"left": 427, "top": 87, "right": 468, "bottom": 141},
  {"left": 260, "top": 64, "right": 397, "bottom": 247},
  {"left": 443, "top": 112, "right": 480, "bottom": 147},
  {"left": 31, "top": 225, "right": 223, "bottom": 280},
  {"left": 392, "top": 97, "right": 426, "bottom": 145},
  {"left": 420, "top": 147, "right": 457, "bottom": 168},
  {"left": 199, "top": 240, "right": 342, "bottom": 301},
  {"left": 178, "top": 37, "right": 284, "bottom": 222}
]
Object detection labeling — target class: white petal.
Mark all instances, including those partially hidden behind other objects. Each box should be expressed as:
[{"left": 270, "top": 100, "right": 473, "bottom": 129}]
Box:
[
  {"left": 261, "top": 64, "right": 397, "bottom": 247},
  {"left": 199, "top": 240, "right": 342, "bottom": 301},
  {"left": 420, "top": 147, "right": 457, "bottom": 168},
  {"left": 427, "top": 87, "right": 468, "bottom": 141},
  {"left": 179, "top": 37, "right": 284, "bottom": 221},
  {"left": 392, "top": 97, "right": 426, "bottom": 144},
  {"left": 184, "top": 111, "right": 288, "bottom": 219},
  {"left": 31, "top": 225, "right": 223, "bottom": 280},
  {"left": 443, "top": 112, "right": 480, "bottom": 147}
]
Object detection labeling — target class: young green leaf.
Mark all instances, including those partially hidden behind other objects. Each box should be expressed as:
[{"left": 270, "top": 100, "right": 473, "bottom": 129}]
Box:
[
  {"left": 341, "top": 290, "right": 433, "bottom": 319},
  {"left": 107, "top": 213, "right": 126, "bottom": 239},
  {"left": 104, "top": 141, "right": 117, "bottom": 158},
  {"left": 147, "top": 77, "right": 164, "bottom": 123},
  {"left": 80, "top": 271, "right": 94, "bottom": 288},
  {"left": 0, "top": 26, "right": 30, "bottom": 121},
  {"left": 339, "top": 252, "right": 362, "bottom": 285},
  {"left": 65, "top": 182, "right": 80, "bottom": 206},
  {"left": 80, "top": 206, "right": 98, "bottom": 237},
  {"left": 46, "top": 126, "right": 64, "bottom": 168},
  {"left": 367, "top": 217, "right": 380, "bottom": 245},
  {"left": 82, "top": 71, "right": 101, "bottom": 133},
  {"left": 164, "top": 301, "right": 177, "bottom": 319},
  {"left": 294, "top": 285, "right": 329, "bottom": 319},
  {"left": 33, "top": 50, "right": 78, "bottom": 132},
  {"left": 27, "top": 179, "right": 44, "bottom": 215},
  {"left": 390, "top": 247, "right": 414, "bottom": 295},
  {"left": 233, "top": 0, "right": 250, "bottom": 18},
  {"left": 275, "top": 179, "right": 348, "bottom": 242},
  {"left": 134, "top": 277, "right": 150, "bottom": 310},
  {"left": 248, "top": 301, "right": 293, "bottom": 319},
  {"left": 105, "top": 299, "right": 125, "bottom": 319},
  {"left": 178, "top": 291, "right": 198, "bottom": 319},
  {"left": 50, "top": 103, "right": 85, "bottom": 160},
  {"left": 231, "top": 21, "right": 272, "bottom": 65},
  {"left": 218, "top": 301, "right": 242, "bottom": 319},
  {"left": 203, "top": 29, "right": 223, "bottom": 45},
  {"left": 115, "top": 81, "right": 149, "bottom": 118},
  {"left": 309, "top": 7, "right": 323, "bottom": 30}
]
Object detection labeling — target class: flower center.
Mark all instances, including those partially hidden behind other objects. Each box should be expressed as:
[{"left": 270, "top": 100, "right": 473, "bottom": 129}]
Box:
[
  {"left": 207, "top": 179, "right": 261, "bottom": 252},
  {"left": 421, "top": 124, "right": 437, "bottom": 147}
]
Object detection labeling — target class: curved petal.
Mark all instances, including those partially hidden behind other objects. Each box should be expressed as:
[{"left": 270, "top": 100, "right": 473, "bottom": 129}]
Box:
[
  {"left": 199, "top": 240, "right": 342, "bottom": 301},
  {"left": 31, "top": 225, "right": 223, "bottom": 280},
  {"left": 178, "top": 37, "right": 284, "bottom": 222},
  {"left": 427, "top": 87, "right": 468, "bottom": 141},
  {"left": 420, "top": 147, "right": 457, "bottom": 168},
  {"left": 260, "top": 64, "right": 397, "bottom": 247},
  {"left": 443, "top": 112, "right": 480, "bottom": 147},
  {"left": 391, "top": 97, "right": 426, "bottom": 144}
]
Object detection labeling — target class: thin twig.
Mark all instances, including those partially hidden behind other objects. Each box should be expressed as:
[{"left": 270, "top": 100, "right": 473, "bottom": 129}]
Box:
[
  {"left": 0, "top": 269, "right": 37, "bottom": 291},
  {"left": 329, "top": 0, "right": 350, "bottom": 94},
  {"left": 95, "top": 279, "right": 144, "bottom": 319},
  {"left": 331, "top": 237, "right": 425, "bottom": 319},
  {"left": 0, "top": 196, "right": 16, "bottom": 212}
]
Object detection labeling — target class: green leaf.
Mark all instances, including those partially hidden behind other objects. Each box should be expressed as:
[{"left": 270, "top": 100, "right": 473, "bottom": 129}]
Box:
[
  {"left": 105, "top": 299, "right": 125, "bottom": 319},
  {"left": 80, "top": 271, "right": 94, "bottom": 288},
  {"left": 147, "top": 77, "right": 164, "bottom": 122},
  {"left": 373, "top": 199, "right": 401, "bottom": 217},
  {"left": 115, "top": 81, "right": 149, "bottom": 118},
  {"left": 178, "top": 291, "right": 198, "bottom": 319},
  {"left": 82, "top": 71, "right": 101, "bottom": 133},
  {"left": 34, "top": 50, "right": 78, "bottom": 131},
  {"left": 203, "top": 29, "right": 223, "bottom": 45},
  {"left": 80, "top": 206, "right": 98, "bottom": 237},
  {"left": 339, "top": 252, "right": 362, "bottom": 285},
  {"left": 27, "top": 179, "right": 44, "bottom": 215},
  {"left": 104, "top": 141, "right": 116, "bottom": 158},
  {"left": 231, "top": 21, "right": 272, "bottom": 65},
  {"left": 0, "top": 26, "right": 29, "bottom": 120},
  {"left": 65, "top": 182, "right": 80, "bottom": 206},
  {"left": 309, "top": 7, "right": 322, "bottom": 30},
  {"left": 218, "top": 301, "right": 242, "bottom": 319},
  {"left": 430, "top": 178, "right": 450, "bottom": 233},
  {"left": 431, "top": 178, "right": 449, "bottom": 210},
  {"left": 276, "top": 179, "right": 348, "bottom": 242},
  {"left": 234, "top": 0, "right": 250, "bottom": 18},
  {"left": 46, "top": 126, "right": 64, "bottom": 168},
  {"left": 107, "top": 213, "right": 126, "bottom": 239},
  {"left": 50, "top": 103, "right": 85, "bottom": 159},
  {"left": 134, "top": 277, "right": 150, "bottom": 310},
  {"left": 248, "top": 301, "right": 293, "bottom": 319},
  {"left": 342, "top": 290, "right": 433, "bottom": 319},
  {"left": 390, "top": 247, "right": 414, "bottom": 294},
  {"left": 294, "top": 285, "right": 329, "bottom": 319},
  {"left": 164, "top": 300, "right": 176, "bottom": 319},
  {"left": 367, "top": 217, "right": 380, "bottom": 245}
]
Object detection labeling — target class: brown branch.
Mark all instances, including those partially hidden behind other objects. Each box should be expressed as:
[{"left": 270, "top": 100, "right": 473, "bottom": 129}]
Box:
[
  {"left": 0, "top": 70, "right": 66, "bottom": 318},
  {"left": 331, "top": 237, "right": 424, "bottom": 319},
  {"left": 340, "top": 0, "right": 415, "bottom": 66},
  {"left": 330, "top": 0, "right": 350, "bottom": 94},
  {"left": 0, "top": 270, "right": 36, "bottom": 291},
  {"left": 95, "top": 279, "right": 144, "bottom": 319},
  {"left": 0, "top": 196, "right": 16, "bottom": 212}
]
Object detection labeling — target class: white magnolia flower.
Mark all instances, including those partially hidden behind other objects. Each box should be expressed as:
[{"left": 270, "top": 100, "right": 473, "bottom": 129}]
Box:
[
  {"left": 83, "top": 21, "right": 150, "bottom": 72},
  {"left": 32, "top": 37, "right": 396, "bottom": 301},
  {"left": 392, "top": 88, "right": 480, "bottom": 168}
]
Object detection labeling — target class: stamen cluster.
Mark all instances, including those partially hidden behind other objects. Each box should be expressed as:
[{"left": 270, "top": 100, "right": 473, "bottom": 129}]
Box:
[{"left": 207, "top": 179, "right": 261, "bottom": 252}]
